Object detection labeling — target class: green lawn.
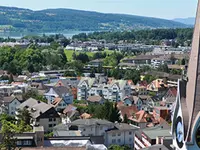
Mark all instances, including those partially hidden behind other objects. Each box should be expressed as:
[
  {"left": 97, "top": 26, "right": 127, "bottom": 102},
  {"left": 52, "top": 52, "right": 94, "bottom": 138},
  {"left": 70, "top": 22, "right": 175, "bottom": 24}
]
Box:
[{"left": 64, "top": 49, "right": 115, "bottom": 61}]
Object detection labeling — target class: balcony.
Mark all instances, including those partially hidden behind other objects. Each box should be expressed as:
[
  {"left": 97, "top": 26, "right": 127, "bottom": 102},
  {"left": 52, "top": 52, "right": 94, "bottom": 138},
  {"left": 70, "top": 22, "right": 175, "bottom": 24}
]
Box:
[
  {"left": 135, "top": 143, "right": 141, "bottom": 150},
  {"left": 142, "top": 137, "right": 151, "bottom": 147},
  {"left": 135, "top": 135, "right": 145, "bottom": 149}
]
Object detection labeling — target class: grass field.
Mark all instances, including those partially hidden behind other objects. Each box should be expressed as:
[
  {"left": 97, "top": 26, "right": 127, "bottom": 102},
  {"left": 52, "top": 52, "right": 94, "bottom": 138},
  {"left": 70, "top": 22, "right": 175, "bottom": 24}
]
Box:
[{"left": 64, "top": 49, "right": 115, "bottom": 61}]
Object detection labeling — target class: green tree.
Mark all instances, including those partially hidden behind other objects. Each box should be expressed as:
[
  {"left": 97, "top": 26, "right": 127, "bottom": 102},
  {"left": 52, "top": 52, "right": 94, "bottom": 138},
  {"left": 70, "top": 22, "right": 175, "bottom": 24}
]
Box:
[
  {"left": 108, "top": 145, "right": 131, "bottom": 150},
  {"left": 158, "top": 64, "right": 169, "bottom": 73},
  {"left": 0, "top": 120, "right": 17, "bottom": 150},
  {"left": 110, "top": 103, "right": 121, "bottom": 123},
  {"left": 16, "top": 108, "right": 31, "bottom": 125},
  {"left": 123, "top": 114, "right": 129, "bottom": 123}
]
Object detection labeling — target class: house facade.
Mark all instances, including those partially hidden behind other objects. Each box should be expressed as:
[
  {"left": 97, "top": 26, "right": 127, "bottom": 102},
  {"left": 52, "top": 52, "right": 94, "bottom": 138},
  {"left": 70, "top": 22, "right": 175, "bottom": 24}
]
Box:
[
  {"left": 104, "top": 123, "right": 139, "bottom": 148},
  {"left": 0, "top": 96, "right": 21, "bottom": 116},
  {"left": 68, "top": 119, "right": 114, "bottom": 136},
  {"left": 77, "top": 78, "right": 131, "bottom": 102},
  {"left": 45, "top": 86, "right": 73, "bottom": 104},
  {"left": 17, "top": 98, "right": 61, "bottom": 132}
]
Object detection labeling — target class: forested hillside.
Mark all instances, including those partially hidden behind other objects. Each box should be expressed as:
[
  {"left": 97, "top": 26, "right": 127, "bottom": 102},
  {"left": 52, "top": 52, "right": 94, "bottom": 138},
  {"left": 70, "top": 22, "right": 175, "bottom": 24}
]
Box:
[{"left": 0, "top": 6, "right": 189, "bottom": 32}]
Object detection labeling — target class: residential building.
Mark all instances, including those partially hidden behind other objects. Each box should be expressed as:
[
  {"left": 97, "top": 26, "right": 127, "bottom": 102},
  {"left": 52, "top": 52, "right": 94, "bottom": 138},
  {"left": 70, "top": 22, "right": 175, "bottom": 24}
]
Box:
[
  {"left": 118, "top": 105, "right": 138, "bottom": 122},
  {"left": 123, "top": 96, "right": 137, "bottom": 106},
  {"left": 151, "top": 55, "right": 174, "bottom": 68},
  {"left": 77, "top": 77, "right": 96, "bottom": 100},
  {"left": 0, "top": 96, "right": 21, "bottom": 116},
  {"left": 108, "top": 80, "right": 131, "bottom": 102},
  {"left": 0, "top": 85, "right": 15, "bottom": 96},
  {"left": 122, "top": 55, "right": 160, "bottom": 67},
  {"left": 52, "top": 97, "right": 67, "bottom": 112},
  {"left": 153, "top": 106, "right": 170, "bottom": 122},
  {"left": 14, "top": 126, "right": 44, "bottom": 147},
  {"left": 77, "top": 77, "right": 131, "bottom": 102},
  {"left": 62, "top": 104, "right": 79, "bottom": 120},
  {"left": 68, "top": 119, "right": 114, "bottom": 136},
  {"left": 87, "top": 95, "right": 105, "bottom": 104},
  {"left": 129, "top": 110, "right": 156, "bottom": 128},
  {"left": 88, "top": 59, "right": 103, "bottom": 67},
  {"left": 0, "top": 126, "right": 44, "bottom": 148},
  {"left": 55, "top": 78, "right": 80, "bottom": 99},
  {"left": 16, "top": 98, "right": 61, "bottom": 132},
  {"left": 104, "top": 123, "right": 139, "bottom": 148},
  {"left": 45, "top": 86, "right": 73, "bottom": 104},
  {"left": 134, "top": 125, "right": 172, "bottom": 150},
  {"left": 147, "top": 79, "right": 168, "bottom": 95}
]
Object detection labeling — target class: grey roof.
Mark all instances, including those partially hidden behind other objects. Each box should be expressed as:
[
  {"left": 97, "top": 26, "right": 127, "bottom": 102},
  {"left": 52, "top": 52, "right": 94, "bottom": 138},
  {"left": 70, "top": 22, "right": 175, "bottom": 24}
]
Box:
[
  {"left": 0, "top": 96, "right": 17, "bottom": 105},
  {"left": 17, "top": 98, "right": 54, "bottom": 119},
  {"left": 112, "top": 123, "right": 139, "bottom": 131},
  {"left": 142, "top": 125, "right": 172, "bottom": 139},
  {"left": 58, "top": 78, "right": 79, "bottom": 88},
  {"left": 141, "top": 144, "right": 169, "bottom": 150},
  {"left": 78, "top": 77, "right": 96, "bottom": 87},
  {"left": 53, "top": 130, "right": 81, "bottom": 137},
  {"left": 110, "top": 80, "right": 127, "bottom": 90},
  {"left": 70, "top": 119, "right": 113, "bottom": 126},
  {"left": 87, "top": 95, "right": 103, "bottom": 102},
  {"left": 53, "top": 124, "right": 68, "bottom": 131},
  {"left": 51, "top": 86, "right": 72, "bottom": 97}
]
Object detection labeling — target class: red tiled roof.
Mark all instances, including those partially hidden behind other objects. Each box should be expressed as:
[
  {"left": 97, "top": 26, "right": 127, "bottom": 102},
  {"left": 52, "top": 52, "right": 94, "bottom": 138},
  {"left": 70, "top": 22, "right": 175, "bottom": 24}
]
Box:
[
  {"left": 87, "top": 95, "right": 103, "bottom": 102},
  {"left": 119, "top": 106, "right": 138, "bottom": 118},
  {"left": 168, "top": 87, "right": 177, "bottom": 97},
  {"left": 80, "top": 113, "right": 92, "bottom": 119},
  {"left": 63, "top": 104, "right": 77, "bottom": 114},
  {"left": 129, "top": 110, "right": 156, "bottom": 123},
  {"left": 52, "top": 97, "right": 62, "bottom": 106}
]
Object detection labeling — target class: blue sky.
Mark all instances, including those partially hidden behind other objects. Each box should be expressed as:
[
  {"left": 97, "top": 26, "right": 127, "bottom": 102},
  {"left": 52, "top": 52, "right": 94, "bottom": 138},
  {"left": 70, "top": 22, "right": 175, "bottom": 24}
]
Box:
[{"left": 0, "top": 0, "right": 198, "bottom": 19}]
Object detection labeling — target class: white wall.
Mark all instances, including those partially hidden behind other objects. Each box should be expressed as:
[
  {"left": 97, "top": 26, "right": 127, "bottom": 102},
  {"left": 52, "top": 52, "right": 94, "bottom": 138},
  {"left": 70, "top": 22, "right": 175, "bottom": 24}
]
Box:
[
  {"left": 38, "top": 117, "right": 61, "bottom": 132},
  {"left": 78, "top": 124, "right": 114, "bottom": 136},
  {"left": 106, "top": 130, "right": 136, "bottom": 148},
  {"left": 9, "top": 99, "right": 21, "bottom": 116}
]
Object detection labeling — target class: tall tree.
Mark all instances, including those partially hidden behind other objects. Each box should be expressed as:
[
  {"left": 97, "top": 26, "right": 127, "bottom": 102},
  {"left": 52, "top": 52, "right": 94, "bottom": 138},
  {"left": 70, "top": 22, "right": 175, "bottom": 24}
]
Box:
[
  {"left": 110, "top": 103, "right": 121, "bottom": 123},
  {"left": 16, "top": 108, "right": 31, "bottom": 125}
]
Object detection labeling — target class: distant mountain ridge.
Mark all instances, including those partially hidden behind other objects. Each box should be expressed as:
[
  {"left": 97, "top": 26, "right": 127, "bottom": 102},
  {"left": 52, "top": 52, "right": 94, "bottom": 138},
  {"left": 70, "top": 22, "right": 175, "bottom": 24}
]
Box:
[
  {"left": 173, "top": 17, "right": 195, "bottom": 25},
  {"left": 0, "top": 6, "right": 190, "bottom": 32}
]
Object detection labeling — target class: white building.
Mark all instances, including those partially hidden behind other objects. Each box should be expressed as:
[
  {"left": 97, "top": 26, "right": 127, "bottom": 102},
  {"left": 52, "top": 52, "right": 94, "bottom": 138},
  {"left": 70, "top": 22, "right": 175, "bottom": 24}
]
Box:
[
  {"left": 77, "top": 78, "right": 96, "bottom": 100},
  {"left": 16, "top": 98, "right": 61, "bottom": 132},
  {"left": 68, "top": 119, "right": 114, "bottom": 136},
  {"left": 105, "top": 123, "right": 139, "bottom": 148},
  {"left": 0, "top": 96, "right": 21, "bottom": 116},
  {"left": 77, "top": 77, "right": 131, "bottom": 102}
]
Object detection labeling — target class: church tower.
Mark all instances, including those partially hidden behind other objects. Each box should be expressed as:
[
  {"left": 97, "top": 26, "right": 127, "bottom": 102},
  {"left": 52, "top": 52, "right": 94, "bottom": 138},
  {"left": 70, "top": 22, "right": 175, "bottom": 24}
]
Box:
[{"left": 171, "top": 0, "right": 200, "bottom": 149}]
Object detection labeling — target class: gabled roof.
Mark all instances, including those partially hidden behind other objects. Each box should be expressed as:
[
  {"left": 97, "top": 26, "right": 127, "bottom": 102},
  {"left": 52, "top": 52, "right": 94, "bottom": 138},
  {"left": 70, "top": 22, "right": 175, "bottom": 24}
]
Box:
[
  {"left": 0, "top": 96, "right": 19, "bottom": 105},
  {"left": 78, "top": 77, "right": 96, "bottom": 87},
  {"left": 17, "top": 98, "right": 54, "bottom": 119},
  {"left": 80, "top": 113, "right": 92, "bottom": 119},
  {"left": 119, "top": 106, "right": 138, "bottom": 118},
  {"left": 70, "top": 119, "right": 113, "bottom": 126},
  {"left": 63, "top": 104, "right": 77, "bottom": 114},
  {"left": 123, "top": 96, "right": 139, "bottom": 104},
  {"left": 129, "top": 110, "right": 156, "bottom": 123},
  {"left": 147, "top": 79, "right": 168, "bottom": 91},
  {"left": 87, "top": 95, "right": 103, "bottom": 102},
  {"left": 52, "top": 97, "right": 63, "bottom": 107},
  {"left": 48, "top": 86, "right": 72, "bottom": 98},
  {"left": 57, "top": 78, "right": 79, "bottom": 88},
  {"left": 110, "top": 80, "right": 127, "bottom": 90},
  {"left": 106, "top": 123, "right": 138, "bottom": 132},
  {"left": 142, "top": 125, "right": 171, "bottom": 139}
]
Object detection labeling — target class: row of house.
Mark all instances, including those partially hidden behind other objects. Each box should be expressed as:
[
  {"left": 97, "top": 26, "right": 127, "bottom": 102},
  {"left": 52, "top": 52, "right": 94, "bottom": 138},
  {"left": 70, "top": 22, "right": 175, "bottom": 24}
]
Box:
[{"left": 120, "top": 53, "right": 189, "bottom": 69}]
